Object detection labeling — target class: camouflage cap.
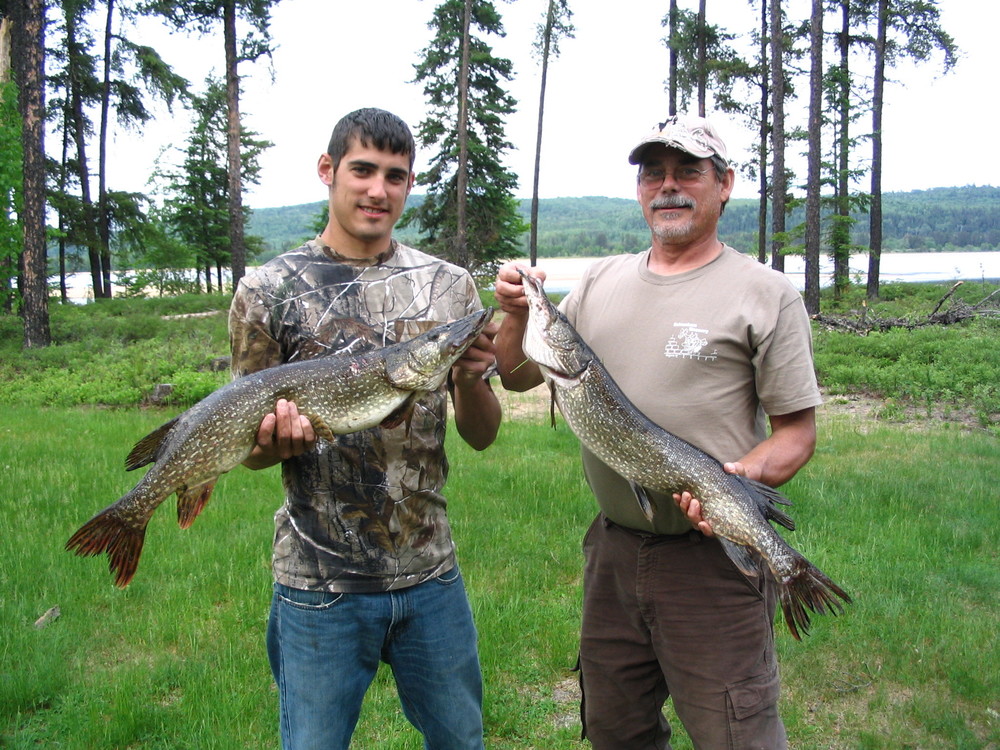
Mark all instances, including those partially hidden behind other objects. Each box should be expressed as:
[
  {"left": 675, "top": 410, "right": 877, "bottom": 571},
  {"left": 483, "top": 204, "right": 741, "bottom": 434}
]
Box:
[{"left": 627, "top": 115, "right": 729, "bottom": 166}]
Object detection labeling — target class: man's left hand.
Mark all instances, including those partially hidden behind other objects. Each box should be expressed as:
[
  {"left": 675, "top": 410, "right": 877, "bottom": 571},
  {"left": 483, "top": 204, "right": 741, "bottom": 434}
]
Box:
[{"left": 673, "top": 461, "right": 748, "bottom": 537}]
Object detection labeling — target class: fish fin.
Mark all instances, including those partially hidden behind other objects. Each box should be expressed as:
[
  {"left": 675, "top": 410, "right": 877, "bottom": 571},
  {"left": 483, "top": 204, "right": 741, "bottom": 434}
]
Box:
[
  {"left": 737, "top": 476, "right": 796, "bottom": 531},
  {"left": 380, "top": 395, "right": 417, "bottom": 431},
  {"left": 777, "top": 556, "right": 853, "bottom": 640},
  {"left": 298, "top": 410, "right": 336, "bottom": 443},
  {"left": 628, "top": 481, "right": 656, "bottom": 521},
  {"left": 176, "top": 479, "right": 217, "bottom": 529},
  {"left": 125, "top": 417, "right": 180, "bottom": 471},
  {"left": 548, "top": 382, "right": 557, "bottom": 428},
  {"left": 65, "top": 507, "right": 148, "bottom": 588},
  {"left": 718, "top": 537, "right": 760, "bottom": 577}
]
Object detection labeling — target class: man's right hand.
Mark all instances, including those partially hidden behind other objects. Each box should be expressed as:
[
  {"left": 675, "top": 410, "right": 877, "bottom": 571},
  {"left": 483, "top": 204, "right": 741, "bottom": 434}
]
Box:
[
  {"left": 494, "top": 262, "right": 545, "bottom": 316},
  {"left": 244, "top": 398, "right": 317, "bottom": 470}
]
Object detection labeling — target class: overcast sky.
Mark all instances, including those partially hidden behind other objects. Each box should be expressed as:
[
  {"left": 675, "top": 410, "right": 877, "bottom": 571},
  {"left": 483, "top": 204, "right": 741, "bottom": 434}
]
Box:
[{"left": 108, "top": 0, "right": 996, "bottom": 209}]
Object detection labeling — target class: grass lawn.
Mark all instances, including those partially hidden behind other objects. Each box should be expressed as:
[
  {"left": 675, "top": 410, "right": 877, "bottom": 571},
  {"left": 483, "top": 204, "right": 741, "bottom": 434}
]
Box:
[{"left": 1, "top": 393, "right": 997, "bottom": 748}]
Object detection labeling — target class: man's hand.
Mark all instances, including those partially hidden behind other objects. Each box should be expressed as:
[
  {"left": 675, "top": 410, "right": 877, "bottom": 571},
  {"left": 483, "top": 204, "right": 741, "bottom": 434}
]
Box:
[
  {"left": 672, "top": 461, "right": 748, "bottom": 537},
  {"left": 494, "top": 262, "right": 545, "bottom": 316},
  {"left": 244, "top": 398, "right": 317, "bottom": 470},
  {"left": 451, "top": 321, "right": 499, "bottom": 390}
]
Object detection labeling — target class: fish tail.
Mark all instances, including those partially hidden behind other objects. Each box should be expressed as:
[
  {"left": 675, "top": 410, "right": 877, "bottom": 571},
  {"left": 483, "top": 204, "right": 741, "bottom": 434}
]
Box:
[
  {"left": 777, "top": 557, "right": 852, "bottom": 640},
  {"left": 65, "top": 508, "right": 147, "bottom": 588}
]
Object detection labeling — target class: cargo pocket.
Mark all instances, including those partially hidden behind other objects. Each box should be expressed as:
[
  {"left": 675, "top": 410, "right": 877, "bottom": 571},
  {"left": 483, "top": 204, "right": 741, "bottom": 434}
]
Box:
[{"left": 726, "top": 667, "right": 781, "bottom": 721}]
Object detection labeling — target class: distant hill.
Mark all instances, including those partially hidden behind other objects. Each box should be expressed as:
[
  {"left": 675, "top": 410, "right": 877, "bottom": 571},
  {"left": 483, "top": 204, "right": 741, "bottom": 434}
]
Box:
[{"left": 248, "top": 185, "right": 1000, "bottom": 263}]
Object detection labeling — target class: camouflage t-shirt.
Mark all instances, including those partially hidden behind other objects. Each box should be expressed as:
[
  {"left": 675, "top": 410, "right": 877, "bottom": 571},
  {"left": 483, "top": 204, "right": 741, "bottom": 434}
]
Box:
[{"left": 229, "top": 238, "right": 482, "bottom": 592}]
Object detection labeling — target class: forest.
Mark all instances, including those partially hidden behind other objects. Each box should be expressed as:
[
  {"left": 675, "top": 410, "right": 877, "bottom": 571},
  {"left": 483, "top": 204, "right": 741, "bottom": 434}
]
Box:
[
  {"left": 248, "top": 185, "right": 1000, "bottom": 262},
  {"left": 0, "top": 0, "right": 978, "bottom": 349}
]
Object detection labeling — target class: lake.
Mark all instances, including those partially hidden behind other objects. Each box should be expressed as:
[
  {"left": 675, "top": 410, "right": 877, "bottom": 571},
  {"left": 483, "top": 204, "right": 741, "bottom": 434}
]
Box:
[
  {"left": 59, "top": 251, "right": 1000, "bottom": 301},
  {"left": 526, "top": 250, "right": 1000, "bottom": 294}
]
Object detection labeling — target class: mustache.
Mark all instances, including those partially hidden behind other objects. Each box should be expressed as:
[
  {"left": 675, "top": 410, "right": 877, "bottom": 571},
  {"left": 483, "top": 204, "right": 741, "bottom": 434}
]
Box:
[{"left": 649, "top": 196, "right": 695, "bottom": 210}]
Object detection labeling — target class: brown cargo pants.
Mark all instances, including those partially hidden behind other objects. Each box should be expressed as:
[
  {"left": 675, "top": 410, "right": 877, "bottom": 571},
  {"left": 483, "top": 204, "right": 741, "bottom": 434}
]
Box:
[{"left": 578, "top": 514, "right": 787, "bottom": 750}]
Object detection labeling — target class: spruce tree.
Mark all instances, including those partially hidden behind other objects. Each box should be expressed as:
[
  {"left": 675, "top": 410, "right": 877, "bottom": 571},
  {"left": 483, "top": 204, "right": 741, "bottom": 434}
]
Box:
[{"left": 404, "top": 0, "right": 526, "bottom": 276}]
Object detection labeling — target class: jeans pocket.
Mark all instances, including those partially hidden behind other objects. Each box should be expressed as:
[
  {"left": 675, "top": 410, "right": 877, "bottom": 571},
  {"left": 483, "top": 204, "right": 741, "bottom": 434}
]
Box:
[
  {"left": 433, "top": 566, "right": 461, "bottom": 586},
  {"left": 274, "top": 583, "right": 345, "bottom": 611},
  {"left": 726, "top": 666, "right": 781, "bottom": 720}
]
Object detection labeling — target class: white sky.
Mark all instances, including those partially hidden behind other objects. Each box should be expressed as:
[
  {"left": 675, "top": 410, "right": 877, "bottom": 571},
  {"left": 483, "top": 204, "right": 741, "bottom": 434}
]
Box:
[{"left": 107, "top": 0, "right": 997, "bottom": 209}]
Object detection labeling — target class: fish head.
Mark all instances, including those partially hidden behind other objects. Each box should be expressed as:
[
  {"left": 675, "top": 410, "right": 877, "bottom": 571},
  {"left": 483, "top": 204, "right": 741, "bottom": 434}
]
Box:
[
  {"left": 517, "top": 268, "right": 589, "bottom": 378},
  {"left": 386, "top": 307, "right": 494, "bottom": 391}
]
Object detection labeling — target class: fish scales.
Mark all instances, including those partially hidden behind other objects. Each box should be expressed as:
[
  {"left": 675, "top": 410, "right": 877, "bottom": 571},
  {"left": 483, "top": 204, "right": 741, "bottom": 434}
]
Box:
[
  {"left": 517, "top": 270, "right": 849, "bottom": 639},
  {"left": 66, "top": 308, "right": 493, "bottom": 587}
]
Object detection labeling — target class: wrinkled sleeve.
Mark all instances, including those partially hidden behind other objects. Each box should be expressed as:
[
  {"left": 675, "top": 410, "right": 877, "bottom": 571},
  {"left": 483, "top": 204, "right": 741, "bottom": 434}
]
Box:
[{"left": 229, "top": 277, "right": 284, "bottom": 379}]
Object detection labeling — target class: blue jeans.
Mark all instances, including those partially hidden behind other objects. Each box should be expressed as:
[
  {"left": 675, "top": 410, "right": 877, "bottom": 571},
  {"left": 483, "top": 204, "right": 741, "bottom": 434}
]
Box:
[{"left": 267, "top": 566, "right": 485, "bottom": 750}]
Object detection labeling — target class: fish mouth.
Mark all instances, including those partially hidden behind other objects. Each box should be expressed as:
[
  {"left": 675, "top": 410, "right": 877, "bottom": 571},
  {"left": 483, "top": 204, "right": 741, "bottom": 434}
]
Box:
[{"left": 443, "top": 307, "right": 493, "bottom": 355}]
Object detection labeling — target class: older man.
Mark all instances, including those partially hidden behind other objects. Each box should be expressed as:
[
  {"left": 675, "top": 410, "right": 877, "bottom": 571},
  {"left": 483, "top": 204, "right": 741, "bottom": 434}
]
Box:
[{"left": 494, "top": 115, "right": 822, "bottom": 749}]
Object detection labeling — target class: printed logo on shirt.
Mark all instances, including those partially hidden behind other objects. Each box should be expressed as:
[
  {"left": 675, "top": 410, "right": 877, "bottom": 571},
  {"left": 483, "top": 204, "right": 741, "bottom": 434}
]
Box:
[{"left": 664, "top": 322, "right": 718, "bottom": 361}]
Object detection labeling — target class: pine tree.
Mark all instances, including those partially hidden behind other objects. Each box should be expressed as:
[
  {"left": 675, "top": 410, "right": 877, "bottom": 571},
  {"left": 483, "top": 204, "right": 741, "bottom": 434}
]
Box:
[
  {"left": 404, "top": 0, "right": 526, "bottom": 276},
  {"left": 529, "top": 0, "right": 573, "bottom": 267},
  {"left": 160, "top": 76, "right": 269, "bottom": 292}
]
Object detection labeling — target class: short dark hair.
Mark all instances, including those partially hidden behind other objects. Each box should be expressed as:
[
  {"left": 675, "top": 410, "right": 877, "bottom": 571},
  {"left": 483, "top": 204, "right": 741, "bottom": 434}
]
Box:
[{"left": 327, "top": 108, "right": 415, "bottom": 171}]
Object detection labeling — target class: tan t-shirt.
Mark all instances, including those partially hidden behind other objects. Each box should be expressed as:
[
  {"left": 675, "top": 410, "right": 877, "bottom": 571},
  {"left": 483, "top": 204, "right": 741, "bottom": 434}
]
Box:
[{"left": 559, "top": 246, "right": 822, "bottom": 534}]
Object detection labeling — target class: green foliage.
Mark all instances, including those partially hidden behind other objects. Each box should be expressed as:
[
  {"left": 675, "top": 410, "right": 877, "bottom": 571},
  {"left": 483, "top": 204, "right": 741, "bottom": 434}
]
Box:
[
  {"left": 0, "top": 79, "right": 22, "bottom": 311},
  {"left": 248, "top": 187, "right": 1000, "bottom": 262},
  {"left": 0, "top": 294, "right": 230, "bottom": 407},
  {"left": 403, "top": 0, "right": 527, "bottom": 274},
  {"left": 814, "top": 281, "right": 1000, "bottom": 428}
]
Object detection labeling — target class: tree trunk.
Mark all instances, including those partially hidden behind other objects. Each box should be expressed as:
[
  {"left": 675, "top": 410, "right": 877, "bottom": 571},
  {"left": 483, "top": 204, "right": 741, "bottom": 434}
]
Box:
[
  {"left": 98, "top": 0, "right": 115, "bottom": 299},
  {"left": 65, "top": 9, "right": 104, "bottom": 299},
  {"left": 529, "top": 1, "right": 556, "bottom": 268},
  {"left": 454, "top": 0, "right": 472, "bottom": 270},
  {"left": 667, "top": 0, "right": 678, "bottom": 116},
  {"left": 867, "top": 0, "right": 887, "bottom": 300},
  {"left": 769, "top": 0, "right": 786, "bottom": 273},
  {"left": 756, "top": 0, "right": 769, "bottom": 264},
  {"left": 11, "top": 0, "right": 50, "bottom": 347},
  {"left": 833, "top": 0, "right": 850, "bottom": 298},
  {"left": 696, "top": 0, "right": 706, "bottom": 117},
  {"left": 803, "top": 0, "right": 823, "bottom": 315},
  {"left": 224, "top": 0, "right": 245, "bottom": 290}
]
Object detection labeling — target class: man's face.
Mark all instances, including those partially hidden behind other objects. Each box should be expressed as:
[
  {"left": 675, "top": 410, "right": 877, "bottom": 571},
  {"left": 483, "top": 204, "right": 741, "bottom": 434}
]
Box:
[
  {"left": 318, "top": 138, "right": 414, "bottom": 257},
  {"left": 636, "top": 145, "right": 733, "bottom": 248}
]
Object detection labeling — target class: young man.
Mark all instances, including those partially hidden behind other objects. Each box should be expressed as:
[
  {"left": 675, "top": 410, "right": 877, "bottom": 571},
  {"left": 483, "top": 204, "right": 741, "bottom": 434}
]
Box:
[
  {"left": 493, "top": 115, "right": 822, "bottom": 749},
  {"left": 230, "top": 108, "right": 500, "bottom": 750}
]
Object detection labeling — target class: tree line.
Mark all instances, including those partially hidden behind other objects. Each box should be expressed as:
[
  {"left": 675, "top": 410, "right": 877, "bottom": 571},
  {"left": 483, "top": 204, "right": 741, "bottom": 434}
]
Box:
[
  {"left": 242, "top": 186, "right": 1000, "bottom": 265},
  {"left": 3, "top": 0, "right": 960, "bottom": 348}
]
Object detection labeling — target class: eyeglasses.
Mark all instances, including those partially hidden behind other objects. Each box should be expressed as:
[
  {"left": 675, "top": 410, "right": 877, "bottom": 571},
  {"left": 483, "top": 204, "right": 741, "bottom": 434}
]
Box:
[{"left": 638, "top": 165, "right": 711, "bottom": 189}]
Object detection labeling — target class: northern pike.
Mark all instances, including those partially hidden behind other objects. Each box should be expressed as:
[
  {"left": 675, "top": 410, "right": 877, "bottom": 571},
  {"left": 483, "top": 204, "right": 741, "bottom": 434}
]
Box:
[
  {"left": 516, "top": 270, "right": 850, "bottom": 639},
  {"left": 66, "top": 308, "right": 493, "bottom": 588}
]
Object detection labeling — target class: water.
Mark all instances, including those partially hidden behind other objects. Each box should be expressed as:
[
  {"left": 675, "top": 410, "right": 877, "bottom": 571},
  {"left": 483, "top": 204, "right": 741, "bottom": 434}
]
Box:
[
  {"left": 58, "top": 251, "right": 1000, "bottom": 301},
  {"left": 528, "top": 251, "right": 1000, "bottom": 295}
]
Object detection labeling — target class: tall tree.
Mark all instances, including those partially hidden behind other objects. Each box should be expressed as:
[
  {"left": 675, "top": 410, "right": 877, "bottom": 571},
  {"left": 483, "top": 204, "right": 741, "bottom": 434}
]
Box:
[
  {"left": 0, "top": 15, "right": 22, "bottom": 313},
  {"left": 95, "top": 0, "right": 188, "bottom": 298},
  {"left": 867, "top": 0, "right": 887, "bottom": 301},
  {"left": 769, "top": 0, "right": 788, "bottom": 273},
  {"left": 9, "top": 0, "right": 50, "bottom": 347},
  {"left": 863, "top": 0, "right": 956, "bottom": 299},
  {"left": 803, "top": 0, "right": 823, "bottom": 314},
  {"left": 528, "top": 0, "right": 573, "bottom": 267},
  {"left": 666, "top": 0, "right": 678, "bottom": 114},
  {"left": 160, "top": 76, "right": 268, "bottom": 292},
  {"left": 405, "top": 0, "right": 526, "bottom": 275},
  {"left": 145, "top": 0, "right": 277, "bottom": 290},
  {"left": 661, "top": 3, "right": 737, "bottom": 116}
]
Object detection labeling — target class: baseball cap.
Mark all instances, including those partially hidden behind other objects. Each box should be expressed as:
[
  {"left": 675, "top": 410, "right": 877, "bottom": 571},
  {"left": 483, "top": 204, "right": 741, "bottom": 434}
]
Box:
[{"left": 627, "top": 115, "right": 729, "bottom": 166}]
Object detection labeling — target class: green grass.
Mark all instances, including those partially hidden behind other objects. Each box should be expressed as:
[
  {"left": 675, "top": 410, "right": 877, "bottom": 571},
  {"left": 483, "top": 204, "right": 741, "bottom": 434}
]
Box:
[{"left": 1, "top": 405, "right": 997, "bottom": 748}]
